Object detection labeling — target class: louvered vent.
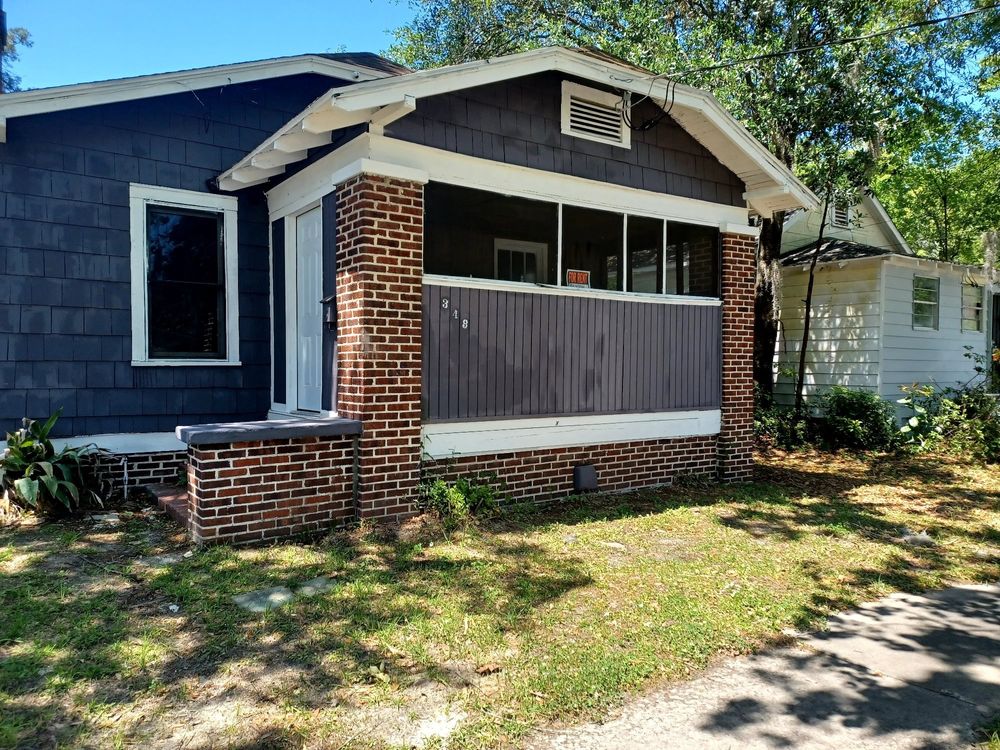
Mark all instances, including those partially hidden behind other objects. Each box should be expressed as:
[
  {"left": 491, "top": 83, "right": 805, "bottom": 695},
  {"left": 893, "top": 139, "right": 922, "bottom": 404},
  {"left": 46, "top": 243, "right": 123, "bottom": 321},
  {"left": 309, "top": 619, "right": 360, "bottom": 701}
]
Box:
[
  {"left": 832, "top": 203, "right": 850, "bottom": 228},
  {"left": 561, "top": 81, "right": 630, "bottom": 148}
]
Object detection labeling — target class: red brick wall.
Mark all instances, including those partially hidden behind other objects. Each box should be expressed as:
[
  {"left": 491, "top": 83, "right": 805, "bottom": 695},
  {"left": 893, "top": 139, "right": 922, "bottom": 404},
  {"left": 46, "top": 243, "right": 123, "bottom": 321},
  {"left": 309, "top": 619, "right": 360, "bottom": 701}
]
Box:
[
  {"left": 425, "top": 436, "right": 718, "bottom": 504},
  {"left": 334, "top": 174, "right": 424, "bottom": 521},
  {"left": 185, "top": 436, "right": 355, "bottom": 545},
  {"left": 719, "top": 232, "right": 757, "bottom": 482},
  {"left": 95, "top": 451, "right": 186, "bottom": 499}
]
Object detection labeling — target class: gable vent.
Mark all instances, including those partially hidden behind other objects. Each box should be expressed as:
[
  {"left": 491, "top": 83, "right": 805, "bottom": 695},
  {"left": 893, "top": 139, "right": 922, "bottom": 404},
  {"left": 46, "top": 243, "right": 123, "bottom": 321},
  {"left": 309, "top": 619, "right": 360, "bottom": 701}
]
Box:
[
  {"left": 561, "top": 81, "right": 630, "bottom": 149},
  {"left": 831, "top": 203, "right": 850, "bottom": 228}
]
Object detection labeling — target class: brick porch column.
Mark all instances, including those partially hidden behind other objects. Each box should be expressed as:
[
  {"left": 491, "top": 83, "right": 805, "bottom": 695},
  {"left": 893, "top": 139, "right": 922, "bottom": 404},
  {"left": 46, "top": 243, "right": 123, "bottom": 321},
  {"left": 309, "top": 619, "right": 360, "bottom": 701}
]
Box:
[
  {"left": 334, "top": 174, "right": 424, "bottom": 520},
  {"left": 718, "top": 232, "right": 757, "bottom": 482}
]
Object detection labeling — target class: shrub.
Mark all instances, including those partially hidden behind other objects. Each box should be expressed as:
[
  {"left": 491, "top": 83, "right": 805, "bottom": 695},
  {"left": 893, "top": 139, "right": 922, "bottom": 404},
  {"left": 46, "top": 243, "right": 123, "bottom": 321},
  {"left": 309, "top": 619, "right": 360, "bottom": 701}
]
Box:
[
  {"left": 0, "top": 411, "right": 108, "bottom": 517},
  {"left": 899, "top": 383, "right": 1000, "bottom": 463},
  {"left": 754, "top": 387, "right": 811, "bottom": 449},
  {"left": 817, "top": 386, "right": 897, "bottom": 451},
  {"left": 419, "top": 473, "right": 501, "bottom": 534}
]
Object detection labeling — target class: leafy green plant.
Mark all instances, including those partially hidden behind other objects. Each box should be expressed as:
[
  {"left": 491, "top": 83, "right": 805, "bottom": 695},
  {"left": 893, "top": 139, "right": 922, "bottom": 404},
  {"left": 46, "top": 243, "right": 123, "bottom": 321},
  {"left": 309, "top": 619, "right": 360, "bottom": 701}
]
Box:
[
  {"left": 754, "top": 386, "right": 811, "bottom": 449},
  {"left": 419, "top": 473, "right": 501, "bottom": 534},
  {"left": 899, "top": 382, "right": 1000, "bottom": 463},
  {"left": 817, "top": 386, "right": 897, "bottom": 451},
  {"left": 0, "top": 410, "right": 107, "bottom": 517}
]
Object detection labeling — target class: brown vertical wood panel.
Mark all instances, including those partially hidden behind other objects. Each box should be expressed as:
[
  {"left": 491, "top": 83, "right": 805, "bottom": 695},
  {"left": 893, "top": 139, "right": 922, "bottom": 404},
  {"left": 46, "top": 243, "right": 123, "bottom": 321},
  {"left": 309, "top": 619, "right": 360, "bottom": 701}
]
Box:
[{"left": 422, "top": 285, "right": 721, "bottom": 421}]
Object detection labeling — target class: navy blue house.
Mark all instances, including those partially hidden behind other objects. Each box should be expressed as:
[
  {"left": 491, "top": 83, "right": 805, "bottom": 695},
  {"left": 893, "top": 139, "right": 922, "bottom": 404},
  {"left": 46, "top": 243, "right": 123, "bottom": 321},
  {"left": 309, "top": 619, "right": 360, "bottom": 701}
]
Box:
[{"left": 2, "top": 47, "right": 815, "bottom": 517}]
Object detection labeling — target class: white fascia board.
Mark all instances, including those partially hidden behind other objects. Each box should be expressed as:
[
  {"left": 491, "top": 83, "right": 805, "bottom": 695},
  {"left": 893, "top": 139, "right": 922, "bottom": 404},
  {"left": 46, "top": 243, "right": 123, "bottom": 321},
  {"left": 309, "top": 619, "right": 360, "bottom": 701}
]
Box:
[
  {"left": 369, "top": 133, "right": 750, "bottom": 226},
  {"left": 0, "top": 56, "right": 391, "bottom": 138},
  {"left": 866, "top": 194, "right": 913, "bottom": 255},
  {"left": 268, "top": 132, "right": 749, "bottom": 226},
  {"left": 0, "top": 432, "right": 188, "bottom": 454},
  {"left": 882, "top": 253, "right": 986, "bottom": 277},
  {"left": 220, "top": 47, "right": 817, "bottom": 212},
  {"left": 422, "top": 409, "right": 722, "bottom": 459}
]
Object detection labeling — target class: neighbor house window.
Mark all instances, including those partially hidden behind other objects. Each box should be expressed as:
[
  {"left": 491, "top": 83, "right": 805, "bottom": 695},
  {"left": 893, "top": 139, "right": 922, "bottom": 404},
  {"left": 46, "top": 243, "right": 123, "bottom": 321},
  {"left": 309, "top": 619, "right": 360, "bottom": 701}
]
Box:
[
  {"left": 129, "top": 184, "right": 239, "bottom": 365},
  {"left": 962, "top": 283, "right": 984, "bottom": 332},
  {"left": 422, "top": 182, "right": 721, "bottom": 298},
  {"left": 912, "top": 276, "right": 940, "bottom": 330}
]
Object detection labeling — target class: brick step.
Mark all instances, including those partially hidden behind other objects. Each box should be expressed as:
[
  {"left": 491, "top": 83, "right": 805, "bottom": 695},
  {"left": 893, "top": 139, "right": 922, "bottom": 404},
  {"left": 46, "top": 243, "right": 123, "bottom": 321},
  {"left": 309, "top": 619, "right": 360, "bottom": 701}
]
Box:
[{"left": 148, "top": 483, "right": 190, "bottom": 527}]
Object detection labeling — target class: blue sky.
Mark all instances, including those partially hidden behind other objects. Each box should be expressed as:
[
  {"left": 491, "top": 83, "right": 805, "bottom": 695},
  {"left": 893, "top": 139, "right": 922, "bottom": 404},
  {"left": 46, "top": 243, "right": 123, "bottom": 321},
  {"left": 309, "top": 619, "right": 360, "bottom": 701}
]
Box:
[{"left": 7, "top": 0, "right": 416, "bottom": 90}]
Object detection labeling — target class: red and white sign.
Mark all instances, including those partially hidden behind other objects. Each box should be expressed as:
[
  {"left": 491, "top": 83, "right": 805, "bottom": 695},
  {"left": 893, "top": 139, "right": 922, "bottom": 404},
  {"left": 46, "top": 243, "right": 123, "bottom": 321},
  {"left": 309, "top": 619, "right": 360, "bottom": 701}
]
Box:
[{"left": 565, "top": 269, "right": 591, "bottom": 288}]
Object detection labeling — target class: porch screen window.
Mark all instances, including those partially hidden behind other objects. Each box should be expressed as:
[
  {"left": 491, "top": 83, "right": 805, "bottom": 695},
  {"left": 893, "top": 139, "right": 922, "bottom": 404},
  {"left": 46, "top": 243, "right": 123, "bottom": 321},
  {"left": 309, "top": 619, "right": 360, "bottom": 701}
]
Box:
[
  {"left": 962, "top": 283, "right": 984, "bottom": 332},
  {"left": 129, "top": 184, "right": 239, "bottom": 365},
  {"left": 562, "top": 206, "right": 624, "bottom": 291},
  {"left": 424, "top": 183, "right": 558, "bottom": 283},
  {"left": 666, "top": 222, "right": 720, "bottom": 297},
  {"left": 627, "top": 216, "right": 664, "bottom": 293},
  {"left": 912, "top": 276, "right": 940, "bottom": 330}
]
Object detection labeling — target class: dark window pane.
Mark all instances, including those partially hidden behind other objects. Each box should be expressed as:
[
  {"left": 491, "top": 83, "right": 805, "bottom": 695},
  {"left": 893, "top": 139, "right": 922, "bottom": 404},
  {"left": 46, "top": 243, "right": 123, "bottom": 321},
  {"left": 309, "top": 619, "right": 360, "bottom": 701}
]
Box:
[
  {"left": 148, "top": 282, "right": 225, "bottom": 358},
  {"left": 147, "top": 208, "right": 223, "bottom": 283},
  {"left": 425, "top": 183, "right": 558, "bottom": 283},
  {"left": 627, "top": 216, "right": 663, "bottom": 293},
  {"left": 666, "top": 222, "right": 719, "bottom": 297},
  {"left": 146, "top": 205, "right": 226, "bottom": 359},
  {"left": 562, "top": 205, "right": 623, "bottom": 291}
]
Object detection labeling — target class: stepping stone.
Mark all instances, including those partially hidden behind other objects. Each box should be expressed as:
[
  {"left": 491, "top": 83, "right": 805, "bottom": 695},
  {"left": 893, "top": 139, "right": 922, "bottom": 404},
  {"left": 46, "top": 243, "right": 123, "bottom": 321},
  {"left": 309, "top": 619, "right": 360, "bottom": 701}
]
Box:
[
  {"left": 136, "top": 552, "right": 185, "bottom": 569},
  {"left": 296, "top": 576, "right": 338, "bottom": 597},
  {"left": 232, "top": 586, "right": 294, "bottom": 613}
]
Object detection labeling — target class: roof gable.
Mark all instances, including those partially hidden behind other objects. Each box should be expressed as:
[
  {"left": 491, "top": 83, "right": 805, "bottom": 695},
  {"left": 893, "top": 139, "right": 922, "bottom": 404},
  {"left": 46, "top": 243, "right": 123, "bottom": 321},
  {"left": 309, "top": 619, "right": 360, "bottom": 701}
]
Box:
[
  {"left": 782, "top": 194, "right": 912, "bottom": 256},
  {"left": 0, "top": 53, "right": 403, "bottom": 141},
  {"left": 216, "top": 47, "right": 818, "bottom": 214}
]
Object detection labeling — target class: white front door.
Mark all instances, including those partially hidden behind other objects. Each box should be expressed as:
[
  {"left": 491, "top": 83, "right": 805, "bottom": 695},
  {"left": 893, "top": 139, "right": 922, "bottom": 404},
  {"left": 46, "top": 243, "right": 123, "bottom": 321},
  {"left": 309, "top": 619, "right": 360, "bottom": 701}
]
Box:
[{"left": 295, "top": 207, "right": 323, "bottom": 412}]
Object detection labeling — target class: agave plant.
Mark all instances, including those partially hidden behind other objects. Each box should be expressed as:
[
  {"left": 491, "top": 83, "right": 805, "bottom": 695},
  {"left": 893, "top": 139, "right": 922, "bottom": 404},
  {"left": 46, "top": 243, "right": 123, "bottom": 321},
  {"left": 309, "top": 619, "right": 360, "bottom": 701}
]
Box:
[{"left": 0, "top": 410, "right": 106, "bottom": 517}]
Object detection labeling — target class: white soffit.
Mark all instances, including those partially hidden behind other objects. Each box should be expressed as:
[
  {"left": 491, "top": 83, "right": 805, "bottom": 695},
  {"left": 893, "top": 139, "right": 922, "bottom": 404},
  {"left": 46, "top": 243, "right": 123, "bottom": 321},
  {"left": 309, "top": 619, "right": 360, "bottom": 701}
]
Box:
[
  {"left": 217, "top": 47, "right": 819, "bottom": 214},
  {"left": 0, "top": 55, "right": 395, "bottom": 142}
]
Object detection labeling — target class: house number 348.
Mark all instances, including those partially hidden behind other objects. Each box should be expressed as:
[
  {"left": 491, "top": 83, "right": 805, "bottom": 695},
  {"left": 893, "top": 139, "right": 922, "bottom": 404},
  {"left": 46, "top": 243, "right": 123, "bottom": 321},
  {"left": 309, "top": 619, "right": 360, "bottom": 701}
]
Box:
[{"left": 440, "top": 298, "right": 469, "bottom": 328}]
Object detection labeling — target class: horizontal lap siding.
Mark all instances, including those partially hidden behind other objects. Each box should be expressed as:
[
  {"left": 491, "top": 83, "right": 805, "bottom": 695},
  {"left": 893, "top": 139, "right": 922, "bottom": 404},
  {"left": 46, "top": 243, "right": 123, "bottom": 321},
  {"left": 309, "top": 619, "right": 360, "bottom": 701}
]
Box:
[{"left": 423, "top": 284, "right": 721, "bottom": 420}]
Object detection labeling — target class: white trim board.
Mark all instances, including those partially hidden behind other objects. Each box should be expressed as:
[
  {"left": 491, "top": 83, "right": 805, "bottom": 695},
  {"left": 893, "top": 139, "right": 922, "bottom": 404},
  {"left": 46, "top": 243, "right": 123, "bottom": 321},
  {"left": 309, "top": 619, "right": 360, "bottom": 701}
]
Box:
[
  {"left": 0, "top": 432, "right": 188, "bottom": 455},
  {"left": 218, "top": 46, "right": 817, "bottom": 214},
  {"left": 422, "top": 410, "right": 722, "bottom": 459},
  {"left": 423, "top": 274, "right": 722, "bottom": 306},
  {"left": 0, "top": 55, "right": 394, "bottom": 140},
  {"left": 128, "top": 183, "right": 241, "bottom": 366},
  {"left": 267, "top": 131, "right": 750, "bottom": 228}
]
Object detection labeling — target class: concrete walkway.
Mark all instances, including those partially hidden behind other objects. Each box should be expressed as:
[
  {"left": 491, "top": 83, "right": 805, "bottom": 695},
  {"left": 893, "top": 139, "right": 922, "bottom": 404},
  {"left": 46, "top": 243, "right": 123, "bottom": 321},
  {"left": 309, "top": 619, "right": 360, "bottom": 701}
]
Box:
[{"left": 532, "top": 584, "right": 1000, "bottom": 749}]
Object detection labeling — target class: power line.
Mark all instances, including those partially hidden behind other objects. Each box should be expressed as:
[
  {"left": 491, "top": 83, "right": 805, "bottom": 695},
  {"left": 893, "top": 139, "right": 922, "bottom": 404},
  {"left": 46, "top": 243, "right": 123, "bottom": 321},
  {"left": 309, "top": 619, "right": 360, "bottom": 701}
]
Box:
[{"left": 657, "top": 3, "right": 1000, "bottom": 79}]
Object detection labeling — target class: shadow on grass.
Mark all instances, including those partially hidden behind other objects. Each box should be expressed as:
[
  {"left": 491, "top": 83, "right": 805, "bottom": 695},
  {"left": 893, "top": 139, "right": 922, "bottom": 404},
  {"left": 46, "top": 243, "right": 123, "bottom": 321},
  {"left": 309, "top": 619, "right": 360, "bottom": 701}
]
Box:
[{"left": 0, "top": 516, "right": 591, "bottom": 748}]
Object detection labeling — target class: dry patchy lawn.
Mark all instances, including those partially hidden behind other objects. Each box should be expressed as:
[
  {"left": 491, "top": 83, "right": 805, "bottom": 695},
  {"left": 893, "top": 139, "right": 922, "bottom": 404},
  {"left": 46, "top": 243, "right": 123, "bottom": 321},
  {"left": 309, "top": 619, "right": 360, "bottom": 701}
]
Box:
[{"left": 1, "top": 449, "right": 998, "bottom": 749}]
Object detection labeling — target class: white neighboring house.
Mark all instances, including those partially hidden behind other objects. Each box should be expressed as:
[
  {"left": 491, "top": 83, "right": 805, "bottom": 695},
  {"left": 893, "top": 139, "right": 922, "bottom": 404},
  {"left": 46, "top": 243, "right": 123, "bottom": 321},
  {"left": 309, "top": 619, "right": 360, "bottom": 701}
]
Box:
[{"left": 775, "top": 194, "right": 997, "bottom": 417}]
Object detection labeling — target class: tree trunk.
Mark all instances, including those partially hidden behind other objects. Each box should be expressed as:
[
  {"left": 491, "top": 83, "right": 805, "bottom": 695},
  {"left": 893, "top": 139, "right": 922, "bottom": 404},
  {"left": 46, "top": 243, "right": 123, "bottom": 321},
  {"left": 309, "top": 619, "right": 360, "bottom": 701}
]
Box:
[
  {"left": 754, "top": 213, "right": 785, "bottom": 396},
  {"left": 793, "top": 192, "right": 832, "bottom": 416}
]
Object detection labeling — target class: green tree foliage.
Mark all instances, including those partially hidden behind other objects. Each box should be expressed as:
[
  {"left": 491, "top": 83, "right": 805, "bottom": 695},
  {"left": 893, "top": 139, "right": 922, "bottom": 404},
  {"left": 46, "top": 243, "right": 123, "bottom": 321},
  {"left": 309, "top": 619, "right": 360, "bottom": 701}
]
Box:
[
  {"left": 2, "top": 26, "right": 32, "bottom": 92},
  {"left": 390, "top": 0, "right": 994, "bottom": 391}
]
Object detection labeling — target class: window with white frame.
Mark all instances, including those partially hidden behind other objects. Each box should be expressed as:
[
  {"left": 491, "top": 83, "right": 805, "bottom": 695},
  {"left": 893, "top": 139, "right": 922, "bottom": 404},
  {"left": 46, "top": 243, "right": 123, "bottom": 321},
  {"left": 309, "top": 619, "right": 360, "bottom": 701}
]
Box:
[
  {"left": 962, "top": 283, "right": 984, "bottom": 332},
  {"left": 129, "top": 184, "right": 240, "bottom": 365},
  {"left": 561, "top": 81, "right": 631, "bottom": 149},
  {"left": 912, "top": 275, "right": 940, "bottom": 330}
]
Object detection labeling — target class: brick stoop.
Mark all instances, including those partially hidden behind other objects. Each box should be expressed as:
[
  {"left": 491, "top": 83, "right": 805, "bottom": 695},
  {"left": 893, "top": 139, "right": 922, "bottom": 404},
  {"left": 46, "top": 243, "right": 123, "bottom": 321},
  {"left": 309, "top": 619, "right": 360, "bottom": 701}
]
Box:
[{"left": 149, "top": 483, "right": 190, "bottom": 528}]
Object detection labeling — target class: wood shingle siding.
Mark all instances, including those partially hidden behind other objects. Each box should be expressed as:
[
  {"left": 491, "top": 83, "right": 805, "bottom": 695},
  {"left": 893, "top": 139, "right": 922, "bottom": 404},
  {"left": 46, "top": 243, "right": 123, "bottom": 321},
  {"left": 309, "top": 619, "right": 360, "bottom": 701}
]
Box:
[
  {"left": 0, "top": 74, "right": 340, "bottom": 437},
  {"left": 422, "top": 284, "right": 722, "bottom": 421},
  {"left": 386, "top": 73, "right": 745, "bottom": 207}
]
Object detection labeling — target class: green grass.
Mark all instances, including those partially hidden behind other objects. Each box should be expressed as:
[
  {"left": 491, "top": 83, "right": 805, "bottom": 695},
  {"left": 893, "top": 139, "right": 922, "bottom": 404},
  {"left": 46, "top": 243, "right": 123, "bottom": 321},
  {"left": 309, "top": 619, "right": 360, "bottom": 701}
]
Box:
[{"left": 1, "top": 450, "right": 998, "bottom": 748}]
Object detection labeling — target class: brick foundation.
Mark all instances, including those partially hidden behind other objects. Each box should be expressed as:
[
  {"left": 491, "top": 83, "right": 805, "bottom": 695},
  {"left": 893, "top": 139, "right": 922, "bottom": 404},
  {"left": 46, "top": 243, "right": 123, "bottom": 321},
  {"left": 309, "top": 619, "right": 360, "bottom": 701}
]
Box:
[
  {"left": 719, "top": 232, "right": 757, "bottom": 482},
  {"left": 334, "top": 174, "right": 424, "bottom": 521},
  {"left": 185, "top": 435, "right": 356, "bottom": 545},
  {"left": 424, "top": 436, "right": 718, "bottom": 504},
  {"left": 95, "top": 451, "right": 186, "bottom": 499}
]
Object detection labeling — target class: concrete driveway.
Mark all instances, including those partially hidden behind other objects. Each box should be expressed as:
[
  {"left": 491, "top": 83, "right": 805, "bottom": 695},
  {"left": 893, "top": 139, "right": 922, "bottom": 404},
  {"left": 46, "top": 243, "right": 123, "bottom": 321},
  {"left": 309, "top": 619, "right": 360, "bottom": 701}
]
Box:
[{"left": 532, "top": 583, "right": 1000, "bottom": 749}]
